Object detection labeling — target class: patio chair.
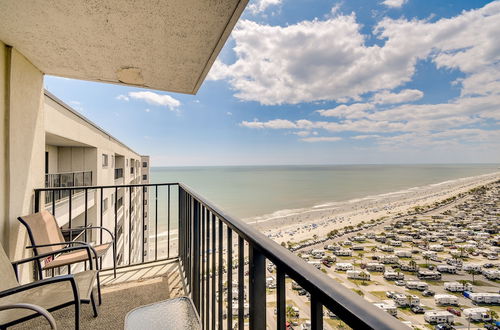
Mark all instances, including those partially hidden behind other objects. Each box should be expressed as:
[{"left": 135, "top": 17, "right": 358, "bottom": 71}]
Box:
[
  {"left": 0, "top": 303, "right": 57, "bottom": 329},
  {"left": 0, "top": 242, "right": 98, "bottom": 330},
  {"left": 18, "top": 210, "right": 116, "bottom": 303}
]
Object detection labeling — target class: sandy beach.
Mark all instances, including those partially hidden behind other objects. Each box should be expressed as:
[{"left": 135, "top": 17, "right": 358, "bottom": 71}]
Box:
[{"left": 253, "top": 171, "right": 500, "bottom": 245}]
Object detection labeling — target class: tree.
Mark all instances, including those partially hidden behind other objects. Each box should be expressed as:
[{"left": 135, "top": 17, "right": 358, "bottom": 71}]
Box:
[
  {"left": 409, "top": 260, "right": 418, "bottom": 272},
  {"left": 423, "top": 255, "right": 430, "bottom": 267},
  {"left": 458, "top": 247, "right": 466, "bottom": 258},
  {"left": 358, "top": 252, "right": 364, "bottom": 261},
  {"left": 286, "top": 305, "right": 297, "bottom": 322},
  {"left": 490, "top": 310, "right": 498, "bottom": 321},
  {"left": 467, "top": 269, "right": 479, "bottom": 285}
]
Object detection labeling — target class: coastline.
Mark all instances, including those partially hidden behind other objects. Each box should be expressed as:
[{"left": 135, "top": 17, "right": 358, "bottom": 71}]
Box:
[{"left": 254, "top": 171, "right": 500, "bottom": 245}]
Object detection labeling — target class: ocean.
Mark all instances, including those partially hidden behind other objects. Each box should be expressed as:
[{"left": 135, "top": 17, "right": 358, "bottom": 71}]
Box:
[{"left": 148, "top": 164, "right": 499, "bottom": 234}]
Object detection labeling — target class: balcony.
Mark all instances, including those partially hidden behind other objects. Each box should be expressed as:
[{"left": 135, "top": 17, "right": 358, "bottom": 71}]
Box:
[
  {"left": 114, "top": 168, "right": 123, "bottom": 180},
  {"left": 32, "top": 183, "right": 407, "bottom": 329}
]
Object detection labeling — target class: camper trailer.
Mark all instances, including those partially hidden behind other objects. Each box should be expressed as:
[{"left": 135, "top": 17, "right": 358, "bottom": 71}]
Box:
[
  {"left": 392, "top": 293, "right": 420, "bottom": 307},
  {"left": 366, "top": 263, "right": 385, "bottom": 272},
  {"left": 379, "top": 255, "right": 399, "bottom": 264},
  {"left": 424, "top": 311, "right": 454, "bottom": 324},
  {"left": 434, "top": 294, "right": 459, "bottom": 306},
  {"left": 463, "top": 308, "right": 491, "bottom": 322},
  {"left": 468, "top": 293, "right": 500, "bottom": 305},
  {"left": 418, "top": 270, "right": 442, "bottom": 280},
  {"left": 429, "top": 244, "right": 444, "bottom": 252},
  {"left": 483, "top": 269, "right": 500, "bottom": 280},
  {"left": 232, "top": 302, "right": 250, "bottom": 316},
  {"left": 346, "top": 270, "right": 370, "bottom": 280},
  {"left": 437, "top": 265, "right": 457, "bottom": 274},
  {"left": 379, "top": 245, "right": 394, "bottom": 252},
  {"left": 335, "top": 263, "right": 354, "bottom": 271},
  {"left": 405, "top": 281, "right": 428, "bottom": 291},
  {"left": 384, "top": 271, "right": 405, "bottom": 280},
  {"left": 307, "top": 260, "right": 322, "bottom": 270},
  {"left": 462, "top": 263, "right": 482, "bottom": 272},
  {"left": 334, "top": 249, "right": 352, "bottom": 256},
  {"left": 311, "top": 249, "right": 326, "bottom": 259},
  {"left": 373, "top": 302, "right": 397, "bottom": 317},
  {"left": 395, "top": 250, "right": 412, "bottom": 258},
  {"left": 444, "top": 282, "right": 472, "bottom": 292}
]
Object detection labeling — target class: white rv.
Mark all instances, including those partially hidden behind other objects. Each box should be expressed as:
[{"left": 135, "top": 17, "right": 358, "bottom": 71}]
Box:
[
  {"left": 335, "top": 263, "right": 354, "bottom": 271},
  {"left": 434, "top": 294, "right": 459, "bottom": 306},
  {"left": 395, "top": 250, "right": 412, "bottom": 258},
  {"left": 373, "top": 302, "right": 397, "bottom": 317},
  {"left": 462, "top": 263, "right": 482, "bottom": 272},
  {"left": 405, "top": 281, "right": 428, "bottom": 291},
  {"left": 346, "top": 270, "right": 370, "bottom": 280},
  {"left": 424, "top": 311, "right": 454, "bottom": 324},
  {"left": 307, "top": 260, "right": 322, "bottom": 270},
  {"left": 468, "top": 293, "right": 500, "bottom": 304},
  {"left": 429, "top": 244, "right": 444, "bottom": 252},
  {"left": 232, "top": 302, "right": 250, "bottom": 316},
  {"left": 366, "top": 263, "right": 385, "bottom": 272},
  {"left": 437, "top": 265, "right": 457, "bottom": 274},
  {"left": 483, "top": 269, "right": 500, "bottom": 280},
  {"left": 334, "top": 249, "right": 352, "bottom": 257},
  {"left": 379, "top": 255, "right": 399, "bottom": 264},
  {"left": 379, "top": 245, "right": 394, "bottom": 252},
  {"left": 311, "top": 249, "right": 326, "bottom": 259},
  {"left": 463, "top": 307, "right": 491, "bottom": 322},
  {"left": 384, "top": 271, "right": 405, "bottom": 280},
  {"left": 444, "top": 281, "right": 472, "bottom": 292}
]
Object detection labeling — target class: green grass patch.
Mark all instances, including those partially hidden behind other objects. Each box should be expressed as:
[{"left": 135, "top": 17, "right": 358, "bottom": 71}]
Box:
[
  {"left": 325, "top": 319, "right": 352, "bottom": 329},
  {"left": 351, "top": 288, "right": 364, "bottom": 296},
  {"left": 370, "top": 291, "right": 388, "bottom": 299}
]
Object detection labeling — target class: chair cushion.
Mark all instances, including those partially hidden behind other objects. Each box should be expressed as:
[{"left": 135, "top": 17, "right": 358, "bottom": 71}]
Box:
[
  {"left": 44, "top": 243, "right": 111, "bottom": 270},
  {"left": 0, "top": 270, "right": 97, "bottom": 325}
]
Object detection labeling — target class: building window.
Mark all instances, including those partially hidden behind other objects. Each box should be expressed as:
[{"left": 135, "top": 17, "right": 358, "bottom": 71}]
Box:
[
  {"left": 142, "top": 175, "right": 147, "bottom": 180},
  {"left": 102, "top": 154, "right": 108, "bottom": 167},
  {"left": 142, "top": 162, "right": 148, "bottom": 167},
  {"left": 103, "top": 198, "right": 108, "bottom": 212}
]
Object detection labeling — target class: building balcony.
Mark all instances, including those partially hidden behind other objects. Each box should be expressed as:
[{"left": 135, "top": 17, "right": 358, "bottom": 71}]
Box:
[
  {"left": 31, "top": 183, "right": 407, "bottom": 330},
  {"left": 114, "top": 168, "right": 124, "bottom": 180}
]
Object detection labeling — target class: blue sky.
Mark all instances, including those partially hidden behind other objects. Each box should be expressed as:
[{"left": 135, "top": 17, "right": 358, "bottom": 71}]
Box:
[{"left": 45, "top": 0, "right": 500, "bottom": 166}]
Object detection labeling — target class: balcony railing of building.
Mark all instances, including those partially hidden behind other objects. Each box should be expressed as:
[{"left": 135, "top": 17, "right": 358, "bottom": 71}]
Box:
[
  {"left": 114, "top": 168, "right": 124, "bottom": 180},
  {"left": 33, "top": 183, "right": 407, "bottom": 330},
  {"left": 44, "top": 171, "right": 92, "bottom": 204}
]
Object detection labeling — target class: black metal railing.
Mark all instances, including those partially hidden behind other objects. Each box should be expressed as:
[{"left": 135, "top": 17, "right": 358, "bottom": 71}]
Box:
[
  {"left": 33, "top": 182, "right": 407, "bottom": 329},
  {"left": 34, "top": 183, "right": 177, "bottom": 268},
  {"left": 44, "top": 171, "right": 92, "bottom": 204},
  {"left": 114, "top": 168, "right": 123, "bottom": 180},
  {"left": 178, "top": 184, "right": 407, "bottom": 330}
]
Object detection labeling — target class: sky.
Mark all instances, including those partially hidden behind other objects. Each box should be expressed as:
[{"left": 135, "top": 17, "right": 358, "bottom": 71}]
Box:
[{"left": 45, "top": 0, "right": 500, "bottom": 166}]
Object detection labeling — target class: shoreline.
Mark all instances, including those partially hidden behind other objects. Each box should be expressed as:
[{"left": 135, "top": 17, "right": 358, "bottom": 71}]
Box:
[{"left": 254, "top": 171, "right": 500, "bottom": 245}]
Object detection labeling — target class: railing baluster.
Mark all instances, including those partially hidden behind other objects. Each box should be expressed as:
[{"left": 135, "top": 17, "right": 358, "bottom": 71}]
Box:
[
  {"left": 129, "top": 186, "right": 132, "bottom": 264},
  {"left": 192, "top": 199, "right": 201, "bottom": 311},
  {"left": 249, "top": 245, "right": 266, "bottom": 330},
  {"left": 84, "top": 187, "right": 88, "bottom": 271},
  {"left": 100, "top": 188, "right": 103, "bottom": 246},
  {"left": 238, "top": 237, "right": 244, "bottom": 330},
  {"left": 167, "top": 185, "right": 171, "bottom": 259},
  {"left": 218, "top": 219, "right": 223, "bottom": 330},
  {"left": 142, "top": 186, "right": 145, "bottom": 263},
  {"left": 277, "top": 266, "right": 286, "bottom": 330},
  {"left": 201, "top": 205, "right": 206, "bottom": 327},
  {"left": 311, "top": 295, "right": 323, "bottom": 330},
  {"left": 69, "top": 189, "right": 73, "bottom": 241},
  {"left": 211, "top": 213, "right": 216, "bottom": 330},
  {"left": 52, "top": 190, "right": 56, "bottom": 216},
  {"left": 114, "top": 187, "right": 118, "bottom": 266},
  {"left": 205, "top": 208, "right": 211, "bottom": 330},
  {"left": 155, "top": 185, "right": 158, "bottom": 261},
  {"left": 227, "top": 227, "right": 233, "bottom": 330}
]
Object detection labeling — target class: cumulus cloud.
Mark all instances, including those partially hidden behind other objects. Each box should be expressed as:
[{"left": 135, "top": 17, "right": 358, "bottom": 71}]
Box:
[
  {"left": 317, "top": 103, "right": 374, "bottom": 119},
  {"left": 128, "top": 91, "right": 181, "bottom": 111},
  {"left": 381, "top": 0, "right": 407, "bottom": 8},
  {"left": 116, "top": 94, "right": 129, "bottom": 101},
  {"left": 210, "top": 2, "right": 500, "bottom": 106},
  {"left": 372, "top": 89, "right": 423, "bottom": 104},
  {"left": 247, "top": 0, "right": 282, "bottom": 14},
  {"left": 301, "top": 136, "right": 342, "bottom": 142}
]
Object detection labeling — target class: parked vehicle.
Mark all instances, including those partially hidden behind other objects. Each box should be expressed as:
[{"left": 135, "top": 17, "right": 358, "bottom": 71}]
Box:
[
  {"left": 411, "top": 305, "right": 425, "bottom": 314},
  {"left": 423, "top": 290, "right": 435, "bottom": 297},
  {"left": 395, "top": 280, "right": 406, "bottom": 286},
  {"left": 446, "top": 307, "right": 461, "bottom": 317}
]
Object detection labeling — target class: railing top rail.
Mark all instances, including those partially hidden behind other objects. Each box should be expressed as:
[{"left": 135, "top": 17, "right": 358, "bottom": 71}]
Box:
[
  {"left": 45, "top": 170, "right": 92, "bottom": 176},
  {"left": 179, "top": 183, "right": 408, "bottom": 330},
  {"left": 35, "top": 182, "right": 178, "bottom": 192}
]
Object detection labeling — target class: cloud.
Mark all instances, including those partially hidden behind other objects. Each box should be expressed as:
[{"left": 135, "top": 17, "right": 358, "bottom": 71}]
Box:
[
  {"left": 241, "top": 119, "right": 297, "bottom": 129},
  {"left": 227, "top": 112, "right": 233, "bottom": 116},
  {"left": 116, "top": 94, "right": 129, "bottom": 101},
  {"left": 145, "top": 108, "right": 151, "bottom": 113},
  {"left": 210, "top": 2, "right": 500, "bottom": 106},
  {"left": 247, "top": 0, "right": 282, "bottom": 14},
  {"left": 381, "top": 0, "right": 407, "bottom": 8},
  {"left": 294, "top": 131, "right": 310, "bottom": 137},
  {"left": 351, "top": 135, "right": 381, "bottom": 140},
  {"left": 317, "top": 103, "right": 374, "bottom": 118},
  {"left": 128, "top": 91, "right": 181, "bottom": 111},
  {"left": 372, "top": 89, "right": 423, "bottom": 104},
  {"left": 301, "top": 136, "right": 342, "bottom": 142}
]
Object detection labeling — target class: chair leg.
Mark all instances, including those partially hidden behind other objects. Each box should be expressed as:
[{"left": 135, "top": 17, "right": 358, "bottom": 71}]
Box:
[
  {"left": 97, "top": 272, "right": 102, "bottom": 305},
  {"left": 74, "top": 300, "right": 80, "bottom": 330},
  {"left": 91, "top": 291, "right": 99, "bottom": 317}
]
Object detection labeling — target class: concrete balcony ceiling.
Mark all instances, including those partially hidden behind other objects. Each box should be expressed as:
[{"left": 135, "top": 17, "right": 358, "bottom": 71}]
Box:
[{"left": 0, "top": 0, "right": 248, "bottom": 94}]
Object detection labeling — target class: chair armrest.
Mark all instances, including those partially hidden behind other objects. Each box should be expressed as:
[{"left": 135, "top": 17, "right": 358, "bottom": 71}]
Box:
[
  {"left": 13, "top": 245, "right": 97, "bottom": 276},
  {"left": 0, "top": 275, "right": 79, "bottom": 302},
  {"left": 0, "top": 303, "right": 57, "bottom": 329},
  {"left": 62, "top": 226, "right": 115, "bottom": 243}
]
